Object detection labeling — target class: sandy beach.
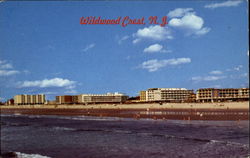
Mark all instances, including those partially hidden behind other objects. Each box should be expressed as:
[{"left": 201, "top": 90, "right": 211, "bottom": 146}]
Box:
[
  {"left": 0, "top": 101, "right": 249, "bottom": 109},
  {"left": 1, "top": 101, "right": 249, "bottom": 120}
]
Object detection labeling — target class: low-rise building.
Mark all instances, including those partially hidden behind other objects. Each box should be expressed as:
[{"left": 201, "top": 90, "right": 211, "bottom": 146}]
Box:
[
  {"left": 78, "top": 92, "right": 128, "bottom": 104},
  {"left": 140, "top": 88, "right": 194, "bottom": 102},
  {"left": 55, "top": 95, "right": 78, "bottom": 104},
  {"left": 6, "top": 98, "right": 14, "bottom": 105},
  {"left": 196, "top": 88, "right": 249, "bottom": 102},
  {"left": 14, "top": 94, "right": 45, "bottom": 105}
]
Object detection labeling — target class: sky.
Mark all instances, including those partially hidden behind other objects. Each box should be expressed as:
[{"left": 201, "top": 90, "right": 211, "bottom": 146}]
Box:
[{"left": 0, "top": 0, "right": 249, "bottom": 101}]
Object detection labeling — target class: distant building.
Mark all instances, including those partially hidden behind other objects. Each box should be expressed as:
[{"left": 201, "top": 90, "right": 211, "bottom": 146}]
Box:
[
  {"left": 196, "top": 88, "right": 249, "bottom": 102},
  {"left": 78, "top": 92, "right": 128, "bottom": 104},
  {"left": 55, "top": 95, "right": 78, "bottom": 104},
  {"left": 140, "top": 88, "right": 194, "bottom": 102},
  {"left": 14, "top": 94, "right": 45, "bottom": 105},
  {"left": 140, "top": 91, "right": 147, "bottom": 101},
  {"left": 6, "top": 98, "right": 14, "bottom": 105}
]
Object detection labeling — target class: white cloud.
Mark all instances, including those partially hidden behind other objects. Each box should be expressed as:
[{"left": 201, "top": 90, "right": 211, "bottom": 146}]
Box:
[
  {"left": 168, "top": 8, "right": 210, "bottom": 36},
  {"left": 0, "top": 63, "right": 13, "bottom": 69},
  {"left": 143, "top": 44, "right": 167, "bottom": 53},
  {"left": 82, "top": 43, "right": 95, "bottom": 52},
  {"left": 19, "top": 78, "right": 76, "bottom": 88},
  {"left": 0, "top": 70, "right": 20, "bottom": 76},
  {"left": 168, "top": 8, "right": 194, "bottom": 18},
  {"left": 133, "top": 25, "right": 173, "bottom": 43},
  {"left": 0, "top": 60, "right": 20, "bottom": 76},
  {"left": 209, "top": 70, "right": 223, "bottom": 75},
  {"left": 118, "top": 35, "right": 129, "bottom": 44},
  {"left": 204, "top": 0, "right": 243, "bottom": 9},
  {"left": 0, "top": 60, "right": 13, "bottom": 69},
  {"left": 140, "top": 58, "right": 191, "bottom": 72},
  {"left": 195, "top": 27, "right": 211, "bottom": 36},
  {"left": 192, "top": 75, "right": 226, "bottom": 82}
]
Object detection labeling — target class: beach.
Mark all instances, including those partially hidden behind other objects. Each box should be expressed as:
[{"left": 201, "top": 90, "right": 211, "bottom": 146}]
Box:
[
  {"left": 1, "top": 101, "right": 249, "bottom": 121},
  {"left": 1, "top": 101, "right": 249, "bottom": 109}
]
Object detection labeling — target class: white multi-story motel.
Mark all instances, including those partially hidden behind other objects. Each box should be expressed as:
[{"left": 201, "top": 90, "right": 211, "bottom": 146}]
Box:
[{"left": 140, "top": 88, "right": 195, "bottom": 102}]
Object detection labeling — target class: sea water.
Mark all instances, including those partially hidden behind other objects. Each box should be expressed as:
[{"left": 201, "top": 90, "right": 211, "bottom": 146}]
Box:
[{"left": 1, "top": 114, "right": 249, "bottom": 158}]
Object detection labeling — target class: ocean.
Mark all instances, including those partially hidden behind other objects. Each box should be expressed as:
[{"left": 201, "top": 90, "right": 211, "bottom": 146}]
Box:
[{"left": 0, "top": 114, "right": 249, "bottom": 158}]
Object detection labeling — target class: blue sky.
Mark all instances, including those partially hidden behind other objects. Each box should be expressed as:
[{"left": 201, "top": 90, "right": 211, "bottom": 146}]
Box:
[{"left": 0, "top": 0, "right": 248, "bottom": 101}]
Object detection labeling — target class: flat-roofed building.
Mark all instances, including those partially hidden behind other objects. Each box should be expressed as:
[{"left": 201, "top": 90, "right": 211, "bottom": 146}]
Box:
[
  {"left": 140, "top": 91, "right": 147, "bottom": 101},
  {"left": 78, "top": 92, "right": 128, "bottom": 104},
  {"left": 14, "top": 94, "right": 45, "bottom": 105},
  {"left": 55, "top": 95, "right": 78, "bottom": 104},
  {"left": 140, "top": 88, "right": 194, "bottom": 102},
  {"left": 196, "top": 88, "right": 249, "bottom": 102}
]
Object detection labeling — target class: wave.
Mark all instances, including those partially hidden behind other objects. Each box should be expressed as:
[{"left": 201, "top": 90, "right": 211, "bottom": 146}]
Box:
[
  {"left": 209, "top": 139, "right": 249, "bottom": 147},
  {"left": 52, "top": 126, "right": 75, "bottom": 131},
  {"left": 16, "top": 152, "right": 51, "bottom": 158},
  {"left": 0, "top": 152, "right": 51, "bottom": 158}
]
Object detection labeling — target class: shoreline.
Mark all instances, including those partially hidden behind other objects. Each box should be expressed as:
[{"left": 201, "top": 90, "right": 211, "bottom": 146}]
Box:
[
  {"left": 1, "top": 101, "right": 249, "bottom": 109},
  {"left": 1, "top": 101, "right": 249, "bottom": 121}
]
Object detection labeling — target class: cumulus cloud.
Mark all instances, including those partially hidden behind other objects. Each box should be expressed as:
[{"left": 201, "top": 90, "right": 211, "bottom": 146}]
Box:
[
  {"left": 209, "top": 70, "right": 223, "bottom": 75},
  {"left": 0, "top": 63, "right": 13, "bottom": 69},
  {"left": 0, "top": 60, "right": 20, "bottom": 76},
  {"left": 133, "top": 25, "right": 173, "bottom": 44},
  {"left": 140, "top": 58, "right": 191, "bottom": 72},
  {"left": 167, "top": 8, "right": 194, "bottom": 18},
  {"left": 204, "top": 0, "right": 243, "bottom": 9},
  {"left": 19, "top": 78, "right": 76, "bottom": 88},
  {"left": 0, "top": 60, "right": 13, "bottom": 69},
  {"left": 192, "top": 75, "right": 226, "bottom": 82},
  {"left": 168, "top": 8, "right": 210, "bottom": 36},
  {"left": 143, "top": 44, "right": 167, "bottom": 53},
  {"left": 82, "top": 43, "right": 95, "bottom": 52},
  {"left": 0, "top": 70, "right": 20, "bottom": 76}
]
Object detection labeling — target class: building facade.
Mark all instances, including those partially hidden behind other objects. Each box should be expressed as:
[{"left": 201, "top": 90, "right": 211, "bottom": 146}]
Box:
[
  {"left": 78, "top": 92, "right": 128, "bottom": 104},
  {"left": 196, "top": 88, "right": 249, "bottom": 102},
  {"left": 140, "top": 88, "right": 194, "bottom": 102},
  {"left": 55, "top": 95, "right": 78, "bottom": 104},
  {"left": 14, "top": 94, "right": 45, "bottom": 105}
]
